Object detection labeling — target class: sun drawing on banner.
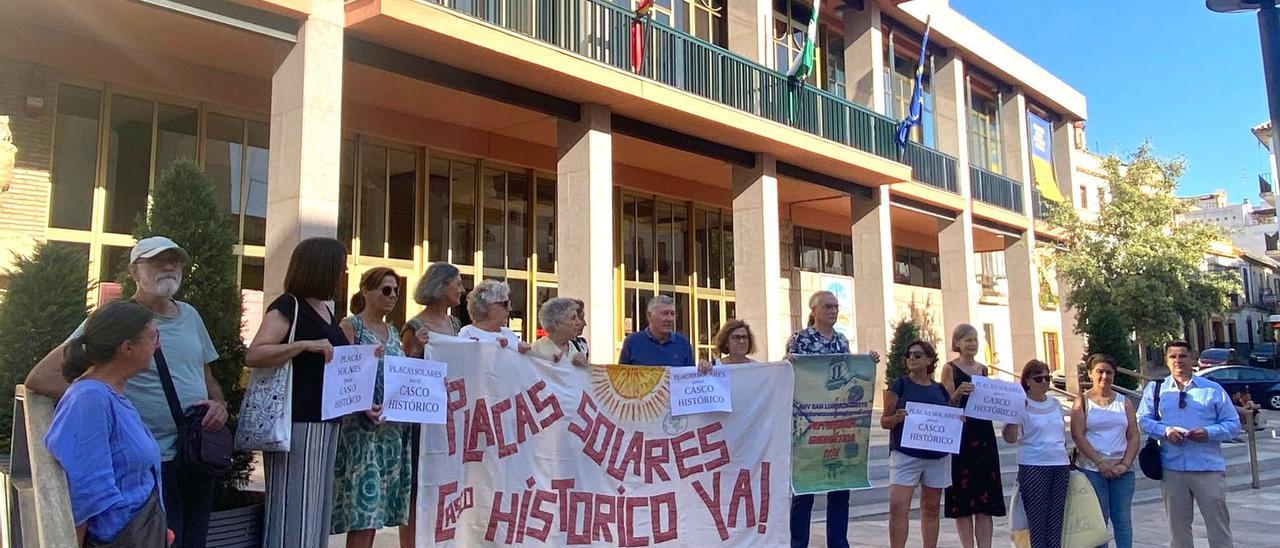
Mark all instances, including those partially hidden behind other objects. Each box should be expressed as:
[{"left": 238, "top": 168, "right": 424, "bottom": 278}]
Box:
[{"left": 590, "top": 365, "right": 670, "bottom": 422}]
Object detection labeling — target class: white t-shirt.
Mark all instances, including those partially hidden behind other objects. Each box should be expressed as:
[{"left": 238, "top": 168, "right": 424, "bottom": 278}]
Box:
[
  {"left": 1016, "top": 396, "right": 1069, "bottom": 466},
  {"left": 458, "top": 324, "right": 523, "bottom": 348}
]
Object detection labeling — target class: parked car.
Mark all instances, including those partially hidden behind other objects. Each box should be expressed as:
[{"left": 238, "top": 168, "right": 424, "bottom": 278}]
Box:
[
  {"left": 1197, "top": 348, "right": 1241, "bottom": 370},
  {"left": 1250, "top": 342, "right": 1278, "bottom": 369},
  {"left": 1198, "top": 365, "right": 1280, "bottom": 410}
]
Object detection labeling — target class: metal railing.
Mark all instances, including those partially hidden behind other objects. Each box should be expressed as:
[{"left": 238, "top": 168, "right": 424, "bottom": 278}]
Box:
[
  {"left": 424, "top": 0, "right": 960, "bottom": 193},
  {"left": 1032, "top": 190, "right": 1049, "bottom": 220},
  {"left": 970, "top": 165, "right": 1024, "bottom": 213}
]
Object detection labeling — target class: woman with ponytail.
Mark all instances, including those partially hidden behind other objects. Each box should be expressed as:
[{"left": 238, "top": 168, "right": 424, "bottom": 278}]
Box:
[{"left": 45, "top": 300, "right": 168, "bottom": 546}]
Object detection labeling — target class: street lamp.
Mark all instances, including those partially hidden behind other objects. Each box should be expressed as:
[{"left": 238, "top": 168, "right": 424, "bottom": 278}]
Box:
[{"left": 1206, "top": 1, "right": 1280, "bottom": 180}]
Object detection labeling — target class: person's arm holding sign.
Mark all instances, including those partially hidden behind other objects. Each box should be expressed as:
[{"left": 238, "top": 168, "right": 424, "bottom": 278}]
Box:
[
  {"left": 340, "top": 318, "right": 385, "bottom": 425},
  {"left": 881, "top": 382, "right": 906, "bottom": 430}
]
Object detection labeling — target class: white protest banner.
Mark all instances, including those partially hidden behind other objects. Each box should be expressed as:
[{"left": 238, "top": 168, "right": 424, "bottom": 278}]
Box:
[
  {"left": 670, "top": 368, "right": 732, "bottom": 416},
  {"left": 321, "top": 344, "right": 378, "bottom": 420},
  {"left": 901, "top": 402, "right": 963, "bottom": 454},
  {"left": 963, "top": 376, "right": 1026, "bottom": 423},
  {"left": 383, "top": 356, "right": 448, "bottom": 424},
  {"left": 418, "top": 335, "right": 792, "bottom": 546}
]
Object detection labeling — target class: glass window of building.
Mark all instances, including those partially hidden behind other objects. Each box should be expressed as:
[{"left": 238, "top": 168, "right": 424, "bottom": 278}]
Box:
[
  {"left": 772, "top": 0, "right": 814, "bottom": 85},
  {"left": 535, "top": 177, "right": 556, "bottom": 273},
  {"left": 242, "top": 122, "right": 270, "bottom": 246},
  {"left": 822, "top": 32, "right": 845, "bottom": 98},
  {"left": 103, "top": 95, "right": 155, "bottom": 234},
  {"left": 967, "top": 76, "right": 1003, "bottom": 173},
  {"left": 204, "top": 113, "right": 271, "bottom": 247},
  {"left": 793, "top": 226, "right": 853, "bottom": 276},
  {"left": 893, "top": 246, "right": 941, "bottom": 288},
  {"left": 50, "top": 85, "right": 101, "bottom": 231},
  {"left": 883, "top": 28, "right": 935, "bottom": 146}
]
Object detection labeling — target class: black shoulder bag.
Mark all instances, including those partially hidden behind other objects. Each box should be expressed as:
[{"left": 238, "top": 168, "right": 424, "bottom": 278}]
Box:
[
  {"left": 155, "top": 347, "right": 234, "bottom": 478},
  {"left": 1138, "top": 378, "right": 1165, "bottom": 480}
]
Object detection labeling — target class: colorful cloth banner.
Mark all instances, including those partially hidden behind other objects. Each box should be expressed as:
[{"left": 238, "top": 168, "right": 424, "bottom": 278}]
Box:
[
  {"left": 1027, "top": 112, "right": 1066, "bottom": 203},
  {"left": 790, "top": 353, "right": 877, "bottom": 494},
  {"left": 416, "top": 336, "right": 793, "bottom": 546}
]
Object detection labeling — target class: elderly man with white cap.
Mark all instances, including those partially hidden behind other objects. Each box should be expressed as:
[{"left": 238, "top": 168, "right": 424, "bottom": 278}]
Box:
[{"left": 26, "top": 236, "right": 226, "bottom": 548}]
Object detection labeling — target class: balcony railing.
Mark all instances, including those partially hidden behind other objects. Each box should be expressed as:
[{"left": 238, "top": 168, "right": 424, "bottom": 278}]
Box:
[
  {"left": 970, "top": 166, "right": 1024, "bottom": 213},
  {"left": 424, "top": 0, "right": 959, "bottom": 193},
  {"left": 1032, "top": 190, "right": 1048, "bottom": 220}
]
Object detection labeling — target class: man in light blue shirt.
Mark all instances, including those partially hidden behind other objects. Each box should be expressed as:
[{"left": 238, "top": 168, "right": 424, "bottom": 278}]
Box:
[{"left": 1137, "top": 340, "right": 1238, "bottom": 548}]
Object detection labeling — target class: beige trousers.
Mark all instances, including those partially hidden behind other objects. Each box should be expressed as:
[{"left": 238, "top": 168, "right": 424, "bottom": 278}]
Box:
[{"left": 1161, "top": 469, "right": 1233, "bottom": 548}]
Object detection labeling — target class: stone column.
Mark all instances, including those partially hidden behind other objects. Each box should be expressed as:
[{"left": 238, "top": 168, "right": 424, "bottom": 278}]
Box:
[
  {"left": 934, "top": 53, "right": 973, "bottom": 203},
  {"left": 937, "top": 213, "right": 978, "bottom": 331},
  {"left": 265, "top": 0, "right": 345, "bottom": 301},
  {"left": 557, "top": 103, "right": 616, "bottom": 360},
  {"left": 726, "top": 0, "right": 771, "bottom": 65},
  {"left": 841, "top": 3, "right": 885, "bottom": 113},
  {"left": 1058, "top": 275, "right": 1085, "bottom": 395},
  {"left": 732, "top": 154, "right": 783, "bottom": 360},
  {"left": 852, "top": 186, "right": 895, "bottom": 386},
  {"left": 1004, "top": 231, "right": 1041, "bottom": 371},
  {"left": 1001, "top": 89, "right": 1032, "bottom": 191},
  {"left": 1052, "top": 118, "right": 1077, "bottom": 209}
]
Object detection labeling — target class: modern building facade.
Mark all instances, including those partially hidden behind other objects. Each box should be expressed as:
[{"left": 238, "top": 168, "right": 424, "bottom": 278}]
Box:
[{"left": 0, "top": 0, "right": 1090, "bottom": 383}]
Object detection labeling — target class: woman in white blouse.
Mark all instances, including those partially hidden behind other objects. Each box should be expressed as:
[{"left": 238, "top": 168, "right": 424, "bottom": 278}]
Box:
[
  {"left": 1002, "top": 359, "right": 1070, "bottom": 548},
  {"left": 1070, "top": 354, "right": 1139, "bottom": 548},
  {"left": 457, "top": 279, "right": 531, "bottom": 354}
]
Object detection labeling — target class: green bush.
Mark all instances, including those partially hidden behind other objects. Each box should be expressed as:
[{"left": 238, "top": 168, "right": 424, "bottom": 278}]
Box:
[
  {"left": 1084, "top": 305, "right": 1139, "bottom": 391},
  {"left": 0, "top": 242, "right": 90, "bottom": 451},
  {"left": 132, "top": 160, "right": 252, "bottom": 504},
  {"left": 886, "top": 317, "right": 922, "bottom": 385}
]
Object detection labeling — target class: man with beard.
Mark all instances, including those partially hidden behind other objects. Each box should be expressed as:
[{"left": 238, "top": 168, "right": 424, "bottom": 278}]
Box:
[{"left": 26, "top": 236, "right": 227, "bottom": 548}]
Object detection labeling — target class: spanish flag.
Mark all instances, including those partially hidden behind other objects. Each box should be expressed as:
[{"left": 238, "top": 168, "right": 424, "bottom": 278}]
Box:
[{"left": 1026, "top": 112, "right": 1065, "bottom": 203}]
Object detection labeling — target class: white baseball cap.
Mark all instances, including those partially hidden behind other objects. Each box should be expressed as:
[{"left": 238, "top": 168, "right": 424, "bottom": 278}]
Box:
[{"left": 130, "top": 236, "right": 190, "bottom": 265}]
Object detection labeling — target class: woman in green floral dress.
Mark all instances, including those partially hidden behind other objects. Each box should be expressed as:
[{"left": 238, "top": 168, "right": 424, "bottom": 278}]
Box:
[{"left": 332, "top": 267, "right": 413, "bottom": 547}]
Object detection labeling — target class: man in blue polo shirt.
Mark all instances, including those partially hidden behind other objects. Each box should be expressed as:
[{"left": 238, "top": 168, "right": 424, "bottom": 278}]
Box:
[{"left": 619, "top": 295, "right": 695, "bottom": 366}]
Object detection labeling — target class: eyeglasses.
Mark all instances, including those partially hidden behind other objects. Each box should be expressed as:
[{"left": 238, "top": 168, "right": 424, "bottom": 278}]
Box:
[
  {"left": 1031, "top": 375, "right": 1051, "bottom": 383},
  {"left": 906, "top": 351, "right": 928, "bottom": 359},
  {"left": 1179, "top": 391, "right": 1187, "bottom": 409},
  {"left": 495, "top": 300, "right": 510, "bottom": 309},
  {"left": 729, "top": 334, "right": 752, "bottom": 342},
  {"left": 380, "top": 286, "right": 398, "bottom": 297}
]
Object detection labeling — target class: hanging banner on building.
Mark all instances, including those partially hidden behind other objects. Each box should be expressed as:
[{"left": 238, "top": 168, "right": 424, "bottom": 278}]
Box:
[
  {"left": 416, "top": 336, "right": 793, "bottom": 546},
  {"left": 1027, "top": 111, "right": 1066, "bottom": 202},
  {"left": 790, "top": 353, "right": 877, "bottom": 494}
]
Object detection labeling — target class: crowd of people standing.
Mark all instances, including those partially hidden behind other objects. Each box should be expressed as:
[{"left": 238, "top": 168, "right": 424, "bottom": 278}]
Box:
[{"left": 27, "top": 235, "right": 1246, "bottom": 548}]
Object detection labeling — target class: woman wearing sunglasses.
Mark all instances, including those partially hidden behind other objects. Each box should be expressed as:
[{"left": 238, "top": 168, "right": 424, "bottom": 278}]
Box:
[
  {"left": 1002, "top": 359, "right": 1071, "bottom": 548},
  {"left": 881, "top": 340, "right": 965, "bottom": 548},
  {"left": 458, "top": 279, "right": 531, "bottom": 353},
  {"left": 331, "top": 267, "right": 413, "bottom": 548},
  {"left": 1070, "top": 353, "right": 1139, "bottom": 548}
]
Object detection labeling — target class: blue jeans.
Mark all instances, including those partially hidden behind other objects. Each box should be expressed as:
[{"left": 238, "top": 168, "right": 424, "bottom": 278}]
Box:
[
  {"left": 1081, "top": 468, "right": 1135, "bottom": 548},
  {"left": 789, "top": 490, "right": 849, "bottom": 548}
]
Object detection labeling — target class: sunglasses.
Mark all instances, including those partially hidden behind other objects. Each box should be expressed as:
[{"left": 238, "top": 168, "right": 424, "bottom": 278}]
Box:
[
  {"left": 1031, "top": 375, "right": 1051, "bottom": 383},
  {"left": 380, "top": 286, "right": 398, "bottom": 297},
  {"left": 494, "top": 300, "right": 510, "bottom": 309},
  {"left": 906, "top": 351, "right": 928, "bottom": 359}
]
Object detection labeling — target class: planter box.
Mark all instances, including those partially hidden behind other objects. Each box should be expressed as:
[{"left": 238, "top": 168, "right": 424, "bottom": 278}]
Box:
[{"left": 207, "top": 502, "right": 263, "bottom": 548}]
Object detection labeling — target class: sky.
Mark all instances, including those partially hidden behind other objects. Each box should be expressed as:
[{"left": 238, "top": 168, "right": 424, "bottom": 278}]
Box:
[{"left": 949, "top": 0, "right": 1274, "bottom": 201}]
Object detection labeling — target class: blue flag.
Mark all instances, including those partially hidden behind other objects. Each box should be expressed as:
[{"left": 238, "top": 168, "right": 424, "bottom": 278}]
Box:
[{"left": 895, "top": 18, "right": 932, "bottom": 150}]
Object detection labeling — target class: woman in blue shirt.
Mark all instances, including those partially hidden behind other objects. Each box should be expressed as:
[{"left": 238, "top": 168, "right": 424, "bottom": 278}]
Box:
[{"left": 45, "top": 301, "right": 166, "bottom": 547}]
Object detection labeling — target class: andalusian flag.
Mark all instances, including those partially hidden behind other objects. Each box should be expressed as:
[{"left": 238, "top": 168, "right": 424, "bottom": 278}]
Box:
[{"left": 787, "top": 0, "right": 820, "bottom": 82}]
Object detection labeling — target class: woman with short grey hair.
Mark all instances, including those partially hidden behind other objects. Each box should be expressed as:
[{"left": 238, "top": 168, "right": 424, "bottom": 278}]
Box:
[
  {"left": 532, "top": 298, "right": 588, "bottom": 366},
  {"left": 400, "top": 263, "right": 464, "bottom": 359},
  {"left": 458, "top": 279, "right": 530, "bottom": 353}
]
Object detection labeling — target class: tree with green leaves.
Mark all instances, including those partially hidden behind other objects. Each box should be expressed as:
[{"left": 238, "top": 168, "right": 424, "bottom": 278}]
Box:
[
  {"left": 1047, "top": 145, "right": 1238, "bottom": 375},
  {"left": 1083, "top": 305, "right": 1139, "bottom": 391},
  {"left": 0, "top": 243, "right": 89, "bottom": 451},
  {"left": 132, "top": 159, "right": 252, "bottom": 502},
  {"left": 885, "top": 317, "right": 923, "bottom": 385}
]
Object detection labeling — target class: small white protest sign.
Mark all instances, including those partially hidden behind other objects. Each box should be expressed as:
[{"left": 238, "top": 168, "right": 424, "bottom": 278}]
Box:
[
  {"left": 670, "top": 367, "right": 732, "bottom": 416},
  {"left": 901, "top": 402, "right": 964, "bottom": 454},
  {"left": 963, "top": 376, "right": 1026, "bottom": 423},
  {"left": 382, "top": 356, "right": 448, "bottom": 424},
  {"left": 321, "top": 345, "right": 378, "bottom": 420}
]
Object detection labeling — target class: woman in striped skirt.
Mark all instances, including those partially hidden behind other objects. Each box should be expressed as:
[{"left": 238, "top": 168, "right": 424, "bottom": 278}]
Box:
[
  {"left": 246, "top": 238, "right": 353, "bottom": 548},
  {"left": 1002, "top": 359, "right": 1071, "bottom": 548}
]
